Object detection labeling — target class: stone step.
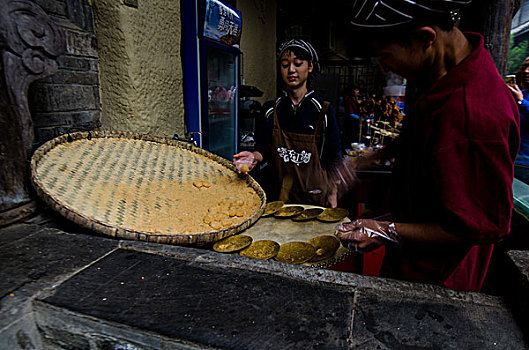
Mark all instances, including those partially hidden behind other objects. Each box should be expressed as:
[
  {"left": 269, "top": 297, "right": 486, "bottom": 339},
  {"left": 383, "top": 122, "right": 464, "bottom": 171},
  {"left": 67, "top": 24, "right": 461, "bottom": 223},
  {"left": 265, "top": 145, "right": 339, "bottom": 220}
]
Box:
[
  {"left": 1, "top": 224, "right": 527, "bottom": 349},
  {"left": 33, "top": 241, "right": 528, "bottom": 349},
  {"left": 0, "top": 224, "right": 119, "bottom": 349}
]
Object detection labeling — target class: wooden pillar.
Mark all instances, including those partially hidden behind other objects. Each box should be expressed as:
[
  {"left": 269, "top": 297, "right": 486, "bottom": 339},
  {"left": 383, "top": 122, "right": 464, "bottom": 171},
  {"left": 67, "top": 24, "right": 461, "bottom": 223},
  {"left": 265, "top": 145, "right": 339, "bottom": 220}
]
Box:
[
  {"left": 460, "top": 0, "right": 523, "bottom": 76},
  {"left": 0, "top": 0, "right": 65, "bottom": 226}
]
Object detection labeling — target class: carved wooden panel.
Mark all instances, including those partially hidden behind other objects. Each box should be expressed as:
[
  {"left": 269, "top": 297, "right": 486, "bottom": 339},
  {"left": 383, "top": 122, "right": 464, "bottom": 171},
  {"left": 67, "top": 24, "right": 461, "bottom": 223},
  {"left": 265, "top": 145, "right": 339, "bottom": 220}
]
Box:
[{"left": 0, "top": 0, "right": 65, "bottom": 225}]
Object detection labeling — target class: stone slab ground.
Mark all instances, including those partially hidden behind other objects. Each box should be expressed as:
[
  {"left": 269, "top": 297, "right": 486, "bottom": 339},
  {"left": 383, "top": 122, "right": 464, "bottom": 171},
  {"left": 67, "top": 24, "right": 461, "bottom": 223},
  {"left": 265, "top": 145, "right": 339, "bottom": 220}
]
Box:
[{"left": 1, "top": 223, "right": 529, "bottom": 349}]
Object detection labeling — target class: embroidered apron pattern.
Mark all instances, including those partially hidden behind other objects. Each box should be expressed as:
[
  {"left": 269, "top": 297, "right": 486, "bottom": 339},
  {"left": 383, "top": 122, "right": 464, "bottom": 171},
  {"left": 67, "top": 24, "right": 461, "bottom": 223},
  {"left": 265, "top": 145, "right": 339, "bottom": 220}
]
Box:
[
  {"left": 276, "top": 147, "right": 311, "bottom": 165},
  {"left": 268, "top": 101, "right": 330, "bottom": 206}
]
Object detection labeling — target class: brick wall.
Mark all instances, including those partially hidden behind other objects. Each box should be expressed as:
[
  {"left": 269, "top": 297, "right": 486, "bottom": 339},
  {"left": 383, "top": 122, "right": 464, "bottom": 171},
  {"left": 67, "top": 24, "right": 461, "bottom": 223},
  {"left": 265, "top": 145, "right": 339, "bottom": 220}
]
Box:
[{"left": 28, "top": 0, "right": 100, "bottom": 148}]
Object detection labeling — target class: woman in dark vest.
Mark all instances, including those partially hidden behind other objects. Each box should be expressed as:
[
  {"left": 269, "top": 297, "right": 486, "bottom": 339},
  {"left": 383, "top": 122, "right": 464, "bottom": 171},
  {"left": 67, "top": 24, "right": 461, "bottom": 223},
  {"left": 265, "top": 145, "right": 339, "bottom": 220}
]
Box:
[{"left": 233, "top": 39, "right": 342, "bottom": 207}]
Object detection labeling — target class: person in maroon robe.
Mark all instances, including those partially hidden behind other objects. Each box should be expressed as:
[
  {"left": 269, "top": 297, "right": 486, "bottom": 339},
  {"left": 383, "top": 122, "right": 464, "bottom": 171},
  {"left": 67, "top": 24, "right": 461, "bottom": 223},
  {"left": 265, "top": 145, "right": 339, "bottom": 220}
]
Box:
[{"left": 336, "top": 0, "right": 520, "bottom": 292}]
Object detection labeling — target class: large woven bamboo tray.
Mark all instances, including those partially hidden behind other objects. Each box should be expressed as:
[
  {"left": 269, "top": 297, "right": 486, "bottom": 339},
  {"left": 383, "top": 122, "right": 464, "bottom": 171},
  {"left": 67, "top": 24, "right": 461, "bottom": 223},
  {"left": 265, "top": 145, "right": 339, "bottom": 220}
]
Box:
[{"left": 30, "top": 131, "right": 266, "bottom": 245}]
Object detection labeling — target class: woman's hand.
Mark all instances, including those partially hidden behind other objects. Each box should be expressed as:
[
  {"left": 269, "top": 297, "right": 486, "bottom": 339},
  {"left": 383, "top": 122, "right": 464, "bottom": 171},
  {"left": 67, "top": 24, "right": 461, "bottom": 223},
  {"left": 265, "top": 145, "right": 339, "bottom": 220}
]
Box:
[
  {"left": 233, "top": 151, "right": 260, "bottom": 174},
  {"left": 507, "top": 83, "right": 524, "bottom": 102}
]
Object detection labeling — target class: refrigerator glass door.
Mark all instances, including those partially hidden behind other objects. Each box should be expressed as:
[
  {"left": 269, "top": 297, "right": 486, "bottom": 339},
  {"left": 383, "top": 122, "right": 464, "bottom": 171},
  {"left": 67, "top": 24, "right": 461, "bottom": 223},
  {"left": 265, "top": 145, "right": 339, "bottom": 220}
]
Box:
[{"left": 206, "top": 46, "right": 238, "bottom": 159}]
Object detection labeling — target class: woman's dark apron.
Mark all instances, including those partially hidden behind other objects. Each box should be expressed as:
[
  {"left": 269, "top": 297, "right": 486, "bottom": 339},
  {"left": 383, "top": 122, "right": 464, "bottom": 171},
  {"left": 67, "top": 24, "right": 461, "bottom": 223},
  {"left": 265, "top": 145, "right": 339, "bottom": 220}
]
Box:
[{"left": 269, "top": 102, "right": 330, "bottom": 206}]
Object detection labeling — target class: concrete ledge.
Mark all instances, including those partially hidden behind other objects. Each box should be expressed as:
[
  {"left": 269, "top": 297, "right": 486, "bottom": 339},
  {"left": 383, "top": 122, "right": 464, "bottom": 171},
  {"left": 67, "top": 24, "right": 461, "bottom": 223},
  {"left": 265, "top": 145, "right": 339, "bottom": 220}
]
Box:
[
  {"left": 1, "top": 224, "right": 528, "bottom": 349},
  {"left": 36, "top": 244, "right": 526, "bottom": 349},
  {"left": 34, "top": 301, "right": 204, "bottom": 350},
  {"left": 0, "top": 224, "right": 119, "bottom": 349},
  {"left": 119, "top": 240, "right": 505, "bottom": 307}
]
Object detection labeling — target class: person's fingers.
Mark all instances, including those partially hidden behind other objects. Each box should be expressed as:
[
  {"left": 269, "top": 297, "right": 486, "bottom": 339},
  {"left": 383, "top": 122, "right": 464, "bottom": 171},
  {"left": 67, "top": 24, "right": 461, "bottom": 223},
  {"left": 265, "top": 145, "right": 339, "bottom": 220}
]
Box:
[
  {"left": 336, "top": 222, "right": 355, "bottom": 232},
  {"left": 350, "top": 219, "right": 365, "bottom": 230},
  {"left": 339, "top": 219, "right": 368, "bottom": 233},
  {"left": 337, "top": 230, "right": 362, "bottom": 244},
  {"left": 233, "top": 151, "right": 250, "bottom": 159},
  {"left": 507, "top": 85, "right": 519, "bottom": 94},
  {"left": 336, "top": 231, "right": 351, "bottom": 242},
  {"left": 347, "top": 242, "right": 359, "bottom": 252}
]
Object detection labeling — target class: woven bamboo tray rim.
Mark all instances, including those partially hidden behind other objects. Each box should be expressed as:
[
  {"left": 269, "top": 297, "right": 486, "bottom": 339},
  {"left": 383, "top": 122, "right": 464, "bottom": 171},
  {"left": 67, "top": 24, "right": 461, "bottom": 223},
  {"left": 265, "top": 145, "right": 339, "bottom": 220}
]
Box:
[{"left": 30, "top": 130, "right": 266, "bottom": 245}]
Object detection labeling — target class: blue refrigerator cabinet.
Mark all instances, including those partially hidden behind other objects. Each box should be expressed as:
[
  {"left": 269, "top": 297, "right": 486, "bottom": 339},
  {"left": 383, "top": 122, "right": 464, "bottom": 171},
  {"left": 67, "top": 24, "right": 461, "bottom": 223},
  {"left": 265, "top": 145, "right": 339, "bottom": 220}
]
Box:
[{"left": 181, "top": 0, "right": 242, "bottom": 160}]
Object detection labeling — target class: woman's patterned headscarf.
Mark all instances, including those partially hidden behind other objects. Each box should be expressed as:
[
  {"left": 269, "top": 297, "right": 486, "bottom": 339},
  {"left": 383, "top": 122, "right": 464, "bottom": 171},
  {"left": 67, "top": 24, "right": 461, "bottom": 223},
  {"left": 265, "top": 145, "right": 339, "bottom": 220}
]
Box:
[{"left": 278, "top": 39, "right": 320, "bottom": 73}]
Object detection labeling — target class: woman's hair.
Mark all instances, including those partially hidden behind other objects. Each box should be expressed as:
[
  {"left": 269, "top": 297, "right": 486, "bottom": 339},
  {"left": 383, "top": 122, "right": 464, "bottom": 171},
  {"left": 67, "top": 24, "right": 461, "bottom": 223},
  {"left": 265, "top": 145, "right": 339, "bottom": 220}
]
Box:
[
  {"left": 280, "top": 46, "right": 312, "bottom": 63},
  {"left": 277, "top": 39, "right": 320, "bottom": 73},
  {"left": 516, "top": 57, "right": 529, "bottom": 90}
]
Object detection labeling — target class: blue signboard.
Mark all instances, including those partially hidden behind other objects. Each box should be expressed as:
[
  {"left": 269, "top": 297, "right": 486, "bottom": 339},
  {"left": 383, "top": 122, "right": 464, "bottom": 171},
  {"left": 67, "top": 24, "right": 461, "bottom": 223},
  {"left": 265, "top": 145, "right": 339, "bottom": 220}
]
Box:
[{"left": 203, "top": 0, "right": 242, "bottom": 47}]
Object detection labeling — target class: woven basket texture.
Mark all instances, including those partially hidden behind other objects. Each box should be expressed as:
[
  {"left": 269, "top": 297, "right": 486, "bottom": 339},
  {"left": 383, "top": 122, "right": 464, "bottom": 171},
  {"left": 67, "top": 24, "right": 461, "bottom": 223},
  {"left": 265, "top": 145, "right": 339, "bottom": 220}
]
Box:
[{"left": 30, "top": 131, "right": 266, "bottom": 245}]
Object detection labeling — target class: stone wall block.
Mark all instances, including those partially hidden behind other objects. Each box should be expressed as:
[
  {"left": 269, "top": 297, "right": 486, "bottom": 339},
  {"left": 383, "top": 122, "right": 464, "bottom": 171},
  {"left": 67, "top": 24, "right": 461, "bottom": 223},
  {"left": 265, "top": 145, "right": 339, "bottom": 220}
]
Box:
[
  {"left": 66, "top": 0, "right": 93, "bottom": 31},
  {"left": 56, "top": 56, "right": 93, "bottom": 71},
  {"left": 29, "top": 85, "right": 97, "bottom": 112},
  {"left": 28, "top": 86, "right": 50, "bottom": 113},
  {"left": 40, "top": 69, "right": 98, "bottom": 85},
  {"left": 26, "top": 0, "right": 101, "bottom": 150},
  {"left": 30, "top": 0, "right": 67, "bottom": 17},
  {"left": 92, "top": 85, "right": 101, "bottom": 110},
  {"left": 32, "top": 112, "right": 73, "bottom": 127},
  {"left": 32, "top": 110, "right": 99, "bottom": 128},
  {"left": 33, "top": 128, "right": 58, "bottom": 146},
  {"left": 88, "top": 58, "right": 98, "bottom": 72},
  {"left": 72, "top": 110, "right": 100, "bottom": 125},
  {"left": 64, "top": 27, "right": 97, "bottom": 58},
  {"left": 33, "top": 121, "right": 100, "bottom": 146},
  {"left": 50, "top": 84, "right": 97, "bottom": 111}
]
